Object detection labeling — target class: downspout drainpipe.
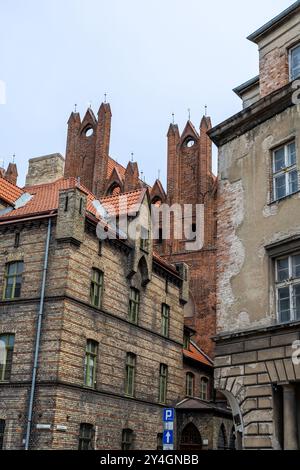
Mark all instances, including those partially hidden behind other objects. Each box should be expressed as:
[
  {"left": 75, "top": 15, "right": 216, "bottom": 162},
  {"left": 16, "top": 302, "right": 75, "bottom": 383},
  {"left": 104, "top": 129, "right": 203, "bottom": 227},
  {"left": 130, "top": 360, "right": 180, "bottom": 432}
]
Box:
[{"left": 24, "top": 218, "right": 52, "bottom": 450}]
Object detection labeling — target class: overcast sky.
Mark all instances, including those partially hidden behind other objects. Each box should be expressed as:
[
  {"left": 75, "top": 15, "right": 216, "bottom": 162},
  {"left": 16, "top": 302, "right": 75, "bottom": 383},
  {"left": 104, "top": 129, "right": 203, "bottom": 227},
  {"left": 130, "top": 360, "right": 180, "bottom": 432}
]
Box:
[{"left": 0, "top": 0, "right": 294, "bottom": 187}]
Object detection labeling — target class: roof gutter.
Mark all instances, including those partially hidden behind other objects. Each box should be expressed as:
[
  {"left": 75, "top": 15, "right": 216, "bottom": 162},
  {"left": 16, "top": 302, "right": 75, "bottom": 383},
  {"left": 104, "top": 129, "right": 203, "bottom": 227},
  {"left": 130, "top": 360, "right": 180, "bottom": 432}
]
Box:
[{"left": 24, "top": 217, "right": 52, "bottom": 450}]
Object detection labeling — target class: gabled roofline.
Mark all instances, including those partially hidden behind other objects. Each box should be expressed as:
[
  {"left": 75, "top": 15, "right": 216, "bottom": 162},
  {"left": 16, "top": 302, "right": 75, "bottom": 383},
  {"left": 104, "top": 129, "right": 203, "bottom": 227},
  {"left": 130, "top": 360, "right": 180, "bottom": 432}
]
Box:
[{"left": 247, "top": 1, "right": 300, "bottom": 44}]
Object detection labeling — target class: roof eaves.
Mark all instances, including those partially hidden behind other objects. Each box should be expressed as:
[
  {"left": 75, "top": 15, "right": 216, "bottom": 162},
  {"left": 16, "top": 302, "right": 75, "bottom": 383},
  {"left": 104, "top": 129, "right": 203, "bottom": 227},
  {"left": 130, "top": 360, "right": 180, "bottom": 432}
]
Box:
[
  {"left": 233, "top": 75, "right": 260, "bottom": 98},
  {"left": 247, "top": 1, "right": 300, "bottom": 43}
]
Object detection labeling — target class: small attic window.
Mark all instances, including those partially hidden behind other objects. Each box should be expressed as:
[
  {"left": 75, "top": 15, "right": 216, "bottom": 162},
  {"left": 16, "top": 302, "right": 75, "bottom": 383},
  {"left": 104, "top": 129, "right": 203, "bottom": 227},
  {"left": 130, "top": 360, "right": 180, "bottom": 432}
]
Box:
[
  {"left": 184, "top": 137, "right": 195, "bottom": 148},
  {"left": 85, "top": 127, "right": 94, "bottom": 137}
]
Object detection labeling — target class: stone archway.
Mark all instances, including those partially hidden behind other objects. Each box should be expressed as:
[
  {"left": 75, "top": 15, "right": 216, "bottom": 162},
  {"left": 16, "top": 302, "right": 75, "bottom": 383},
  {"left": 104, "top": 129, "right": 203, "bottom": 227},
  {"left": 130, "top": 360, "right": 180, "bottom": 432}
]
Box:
[
  {"left": 179, "top": 423, "right": 202, "bottom": 451},
  {"left": 217, "top": 389, "right": 244, "bottom": 450}
]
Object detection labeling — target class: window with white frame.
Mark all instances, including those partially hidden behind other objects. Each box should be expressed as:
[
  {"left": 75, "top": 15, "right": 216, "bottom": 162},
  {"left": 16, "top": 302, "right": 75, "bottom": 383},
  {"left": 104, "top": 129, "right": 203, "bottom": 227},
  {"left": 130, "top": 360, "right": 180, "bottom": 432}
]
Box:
[
  {"left": 290, "top": 44, "right": 300, "bottom": 81},
  {"left": 272, "top": 141, "right": 298, "bottom": 201},
  {"left": 275, "top": 254, "right": 300, "bottom": 323}
]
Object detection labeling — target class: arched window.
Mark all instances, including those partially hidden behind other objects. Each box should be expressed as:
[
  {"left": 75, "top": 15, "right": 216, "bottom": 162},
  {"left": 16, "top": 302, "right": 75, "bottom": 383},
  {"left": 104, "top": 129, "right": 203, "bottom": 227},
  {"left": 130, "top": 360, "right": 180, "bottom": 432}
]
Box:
[
  {"left": 107, "top": 183, "right": 121, "bottom": 196},
  {"left": 152, "top": 196, "right": 162, "bottom": 208},
  {"left": 217, "top": 423, "right": 228, "bottom": 450},
  {"left": 200, "top": 377, "right": 209, "bottom": 401},
  {"left": 180, "top": 423, "right": 202, "bottom": 451},
  {"left": 186, "top": 372, "right": 195, "bottom": 397}
]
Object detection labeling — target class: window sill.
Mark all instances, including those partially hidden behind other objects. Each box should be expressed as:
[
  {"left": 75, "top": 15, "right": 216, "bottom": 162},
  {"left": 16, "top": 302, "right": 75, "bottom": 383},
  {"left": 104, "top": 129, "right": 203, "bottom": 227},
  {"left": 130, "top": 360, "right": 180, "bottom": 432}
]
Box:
[
  {"left": 83, "top": 384, "right": 97, "bottom": 391},
  {"left": 268, "top": 190, "right": 300, "bottom": 205},
  {"left": 276, "top": 318, "right": 300, "bottom": 326}
]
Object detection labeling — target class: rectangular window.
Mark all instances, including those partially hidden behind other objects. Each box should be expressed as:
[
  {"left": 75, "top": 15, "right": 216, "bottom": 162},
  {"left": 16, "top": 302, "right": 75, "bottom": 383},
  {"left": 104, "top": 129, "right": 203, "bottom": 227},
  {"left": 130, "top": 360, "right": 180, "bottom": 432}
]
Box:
[
  {"left": 3, "top": 261, "right": 24, "bottom": 300},
  {"left": 0, "top": 420, "right": 5, "bottom": 450},
  {"left": 140, "top": 226, "right": 149, "bottom": 252},
  {"left": 122, "top": 429, "right": 133, "bottom": 451},
  {"left": 90, "top": 269, "right": 103, "bottom": 308},
  {"left": 84, "top": 340, "right": 98, "bottom": 388},
  {"left": 128, "top": 288, "right": 140, "bottom": 324},
  {"left": 290, "top": 44, "right": 300, "bottom": 81},
  {"left": 159, "top": 364, "right": 168, "bottom": 404},
  {"left": 14, "top": 232, "right": 20, "bottom": 249},
  {"left": 200, "top": 377, "right": 209, "bottom": 401},
  {"left": 186, "top": 372, "right": 195, "bottom": 397},
  {"left": 183, "top": 332, "right": 190, "bottom": 350},
  {"left": 161, "top": 304, "right": 170, "bottom": 338},
  {"left": 275, "top": 254, "right": 300, "bottom": 323},
  {"left": 125, "top": 353, "right": 136, "bottom": 397},
  {"left": 272, "top": 141, "right": 298, "bottom": 201},
  {"left": 0, "top": 334, "right": 15, "bottom": 382},
  {"left": 78, "top": 423, "right": 94, "bottom": 450}
]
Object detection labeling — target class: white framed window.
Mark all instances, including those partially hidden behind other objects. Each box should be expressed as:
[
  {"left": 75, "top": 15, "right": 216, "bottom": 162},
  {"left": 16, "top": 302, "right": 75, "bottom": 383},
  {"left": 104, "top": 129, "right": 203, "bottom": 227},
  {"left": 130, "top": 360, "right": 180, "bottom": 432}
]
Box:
[
  {"left": 272, "top": 141, "right": 298, "bottom": 201},
  {"left": 275, "top": 254, "right": 300, "bottom": 323},
  {"left": 290, "top": 44, "right": 300, "bottom": 81}
]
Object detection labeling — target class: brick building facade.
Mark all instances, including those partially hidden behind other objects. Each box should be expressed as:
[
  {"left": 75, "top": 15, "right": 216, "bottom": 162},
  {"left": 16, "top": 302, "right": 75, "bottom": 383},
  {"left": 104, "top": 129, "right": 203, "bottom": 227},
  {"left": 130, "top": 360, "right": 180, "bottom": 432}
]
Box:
[
  {"left": 209, "top": 1, "right": 300, "bottom": 450},
  {"left": 0, "top": 175, "right": 191, "bottom": 450},
  {"left": 0, "top": 128, "right": 232, "bottom": 450}
]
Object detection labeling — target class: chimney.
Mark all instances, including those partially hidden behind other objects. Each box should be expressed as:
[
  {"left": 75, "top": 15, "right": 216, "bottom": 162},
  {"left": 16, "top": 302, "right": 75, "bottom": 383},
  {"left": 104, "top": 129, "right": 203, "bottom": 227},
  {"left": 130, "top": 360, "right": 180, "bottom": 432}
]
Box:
[{"left": 25, "top": 153, "right": 65, "bottom": 186}]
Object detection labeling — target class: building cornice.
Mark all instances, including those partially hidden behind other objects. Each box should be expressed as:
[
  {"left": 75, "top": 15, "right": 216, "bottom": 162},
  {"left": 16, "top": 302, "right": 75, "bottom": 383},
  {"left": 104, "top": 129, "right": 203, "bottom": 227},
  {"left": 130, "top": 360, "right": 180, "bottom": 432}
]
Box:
[
  {"left": 213, "top": 319, "right": 300, "bottom": 343},
  {"left": 208, "top": 82, "right": 296, "bottom": 147}
]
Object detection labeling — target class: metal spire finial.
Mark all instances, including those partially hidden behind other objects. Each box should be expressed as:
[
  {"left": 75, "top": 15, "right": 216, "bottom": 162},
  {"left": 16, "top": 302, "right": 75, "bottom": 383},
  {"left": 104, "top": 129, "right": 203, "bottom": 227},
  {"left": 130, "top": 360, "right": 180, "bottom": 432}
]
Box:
[
  {"left": 104, "top": 93, "right": 107, "bottom": 104},
  {"left": 205, "top": 105, "right": 208, "bottom": 116},
  {"left": 172, "top": 113, "right": 175, "bottom": 124},
  {"left": 188, "top": 108, "right": 191, "bottom": 121},
  {"left": 158, "top": 169, "right": 161, "bottom": 180},
  {"left": 12, "top": 153, "right": 16, "bottom": 163},
  {"left": 131, "top": 152, "right": 134, "bottom": 162},
  {"left": 74, "top": 104, "right": 77, "bottom": 113}
]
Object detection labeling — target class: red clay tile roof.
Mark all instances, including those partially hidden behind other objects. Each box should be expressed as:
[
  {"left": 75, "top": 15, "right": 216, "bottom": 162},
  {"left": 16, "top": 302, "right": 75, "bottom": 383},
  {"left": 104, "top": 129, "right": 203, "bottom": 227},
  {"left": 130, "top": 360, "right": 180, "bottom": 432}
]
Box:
[
  {"left": 99, "top": 188, "right": 146, "bottom": 217},
  {"left": 0, "top": 176, "right": 179, "bottom": 276},
  {"left": 183, "top": 343, "right": 213, "bottom": 367},
  {"left": 0, "top": 177, "right": 24, "bottom": 206},
  {"left": 0, "top": 177, "right": 146, "bottom": 222},
  {"left": 107, "top": 157, "right": 126, "bottom": 180}
]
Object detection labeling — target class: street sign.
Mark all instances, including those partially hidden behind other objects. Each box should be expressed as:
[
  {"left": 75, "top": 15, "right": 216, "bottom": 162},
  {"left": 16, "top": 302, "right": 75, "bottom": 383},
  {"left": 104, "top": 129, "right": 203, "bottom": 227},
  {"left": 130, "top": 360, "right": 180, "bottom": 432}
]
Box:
[
  {"left": 163, "top": 430, "right": 174, "bottom": 446},
  {"left": 164, "top": 421, "right": 174, "bottom": 431},
  {"left": 163, "top": 408, "right": 174, "bottom": 422}
]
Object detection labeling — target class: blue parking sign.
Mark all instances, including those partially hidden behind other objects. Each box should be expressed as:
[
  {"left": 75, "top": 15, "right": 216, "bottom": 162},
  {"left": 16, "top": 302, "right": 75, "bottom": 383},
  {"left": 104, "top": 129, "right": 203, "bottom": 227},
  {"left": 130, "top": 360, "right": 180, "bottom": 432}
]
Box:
[
  {"left": 163, "top": 408, "right": 174, "bottom": 422},
  {"left": 163, "top": 430, "right": 174, "bottom": 445}
]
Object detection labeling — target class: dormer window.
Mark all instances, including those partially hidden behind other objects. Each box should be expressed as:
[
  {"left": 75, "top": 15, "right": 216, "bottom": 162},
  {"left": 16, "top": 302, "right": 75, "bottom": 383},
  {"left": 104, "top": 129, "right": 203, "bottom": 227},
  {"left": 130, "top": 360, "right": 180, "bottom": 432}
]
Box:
[{"left": 290, "top": 44, "right": 300, "bottom": 81}]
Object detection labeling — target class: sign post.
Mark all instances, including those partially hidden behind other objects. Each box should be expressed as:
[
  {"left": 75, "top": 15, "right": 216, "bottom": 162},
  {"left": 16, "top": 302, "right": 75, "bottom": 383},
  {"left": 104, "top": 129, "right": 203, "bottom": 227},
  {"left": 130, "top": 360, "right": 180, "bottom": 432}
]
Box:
[{"left": 162, "top": 408, "right": 175, "bottom": 451}]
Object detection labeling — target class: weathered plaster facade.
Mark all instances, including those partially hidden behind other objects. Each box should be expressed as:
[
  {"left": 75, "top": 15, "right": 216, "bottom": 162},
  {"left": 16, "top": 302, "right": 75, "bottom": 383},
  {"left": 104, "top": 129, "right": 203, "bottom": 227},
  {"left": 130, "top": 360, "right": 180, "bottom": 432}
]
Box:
[{"left": 209, "top": 2, "right": 300, "bottom": 450}]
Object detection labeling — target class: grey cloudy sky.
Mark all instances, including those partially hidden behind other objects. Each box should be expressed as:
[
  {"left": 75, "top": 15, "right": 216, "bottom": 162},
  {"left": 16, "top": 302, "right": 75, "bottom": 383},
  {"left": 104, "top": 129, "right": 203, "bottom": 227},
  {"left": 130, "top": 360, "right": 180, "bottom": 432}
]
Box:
[{"left": 0, "top": 0, "right": 294, "bottom": 187}]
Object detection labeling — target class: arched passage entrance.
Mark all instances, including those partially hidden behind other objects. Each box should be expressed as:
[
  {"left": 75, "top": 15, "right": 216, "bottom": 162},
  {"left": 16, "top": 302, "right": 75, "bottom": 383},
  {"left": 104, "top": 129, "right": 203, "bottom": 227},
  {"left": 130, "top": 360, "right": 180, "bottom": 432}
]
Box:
[
  {"left": 179, "top": 423, "right": 202, "bottom": 451},
  {"left": 217, "top": 389, "right": 244, "bottom": 450}
]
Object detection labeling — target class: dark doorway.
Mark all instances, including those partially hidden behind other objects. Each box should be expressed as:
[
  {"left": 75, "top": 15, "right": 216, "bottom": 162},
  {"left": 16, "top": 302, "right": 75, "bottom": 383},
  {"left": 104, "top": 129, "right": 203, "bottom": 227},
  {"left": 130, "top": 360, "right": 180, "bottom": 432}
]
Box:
[
  {"left": 217, "top": 423, "right": 228, "bottom": 450},
  {"left": 179, "top": 423, "right": 202, "bottom": 451}
]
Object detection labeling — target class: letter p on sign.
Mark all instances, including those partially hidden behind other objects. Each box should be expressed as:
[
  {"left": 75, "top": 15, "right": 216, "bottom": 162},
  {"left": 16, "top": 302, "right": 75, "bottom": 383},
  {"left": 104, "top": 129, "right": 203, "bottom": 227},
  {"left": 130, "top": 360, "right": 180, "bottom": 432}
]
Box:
[{"left": 163, "top": 408, "right": 174, "bottom": 422}]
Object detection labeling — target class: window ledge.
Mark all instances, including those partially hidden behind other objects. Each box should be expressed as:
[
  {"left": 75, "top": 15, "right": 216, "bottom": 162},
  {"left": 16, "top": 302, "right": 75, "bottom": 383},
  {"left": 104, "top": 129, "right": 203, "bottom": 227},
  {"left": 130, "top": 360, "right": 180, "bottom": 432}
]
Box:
[{"left": 268, "top": 190, "right": 300, "bottom": 206}]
